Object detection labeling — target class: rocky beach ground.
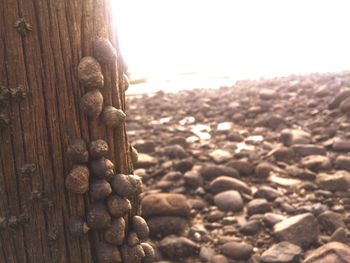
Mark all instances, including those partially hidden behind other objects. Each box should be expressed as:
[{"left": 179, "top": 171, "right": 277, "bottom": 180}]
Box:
[{"left": 126, "top": 71, "right": 350, "bottom": 263}]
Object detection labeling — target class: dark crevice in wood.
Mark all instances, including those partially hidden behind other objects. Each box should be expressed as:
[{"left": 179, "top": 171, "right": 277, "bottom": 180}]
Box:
[
  {"left": 5, "top": 3, "right": 28, "bottom": 262},
  {"left": 31, "top": 1, "right": 59, "bottom": 260},
  {"left": 0, "top": 3, "right": 11, "bottom": 219},
  {"left": 17, "top": 14, "right": 39, "bottom": 263}
]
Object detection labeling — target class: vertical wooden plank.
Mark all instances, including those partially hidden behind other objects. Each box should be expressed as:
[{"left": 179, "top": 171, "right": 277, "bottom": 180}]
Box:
[{"left": 0, "top": 0, "right": 134, "bottom": 262}]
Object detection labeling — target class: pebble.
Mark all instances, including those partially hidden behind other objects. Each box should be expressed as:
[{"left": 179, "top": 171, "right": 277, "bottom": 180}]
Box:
[
  {"left": 318, "top": 211, "right": 345, "bottom": 234},
  {"left": 286, "top": 166, "right": 316, "bottom": 180},
  {"left": 220, "top": 241, "right": 254, "bottom": 260},
  {"left": 259, "top": 114, "right": 286, "bottom": 130},
  {"left": 247, "top": 198, "right": 271, "bottom": 216},
  {"left": 255, "top": 162, "right": 274, "bottom": 177},
  {"left": 141, "top": 193, "right": 191, "bottom": 217},
  {"left": 301, "top": 155, "right": 332, "bottom": 172},
  {"left": 133, "top": 139, "right": 156, "bottom": 153},
  {"left": 259, "top": 89, "right": 276, "bottom": 100},
  {"left": 199, "top": 247, "right": 215, "bottom": 262},
  {"left": 239, "top": 219, "right": 263, "bottom": 235},
  {"left": 273, "top": 213, "right": 319, "bottom": 247},
  {"left": 254, "top": 186, "right": 281, "bottom": 201},
  {"left": 303, "top": 242, "right": 350, "bottom": 263},
  {"left": 332, "top": 138, "right": 350, "bottom": 152},
  {"left": 209, "top": 149, "right": 233, "bottom": 163},
  {"left": 210, "top": 176, "right": 251, "bottom": 195},
  {"left": 260, "top": 241, "right": 302, "bottom": 263},
  {"left": 200, "top": 165, "right": 239, "bottom": 180},
  {"left": 339, "top": 97, "right": 350, "bottom": 113},
  {"left": 184, "top": 170, "right": 203, "bottom": 188},
  {"left": 316, "top": 171, "right": 350, "bottom": 191},
  {"left": 163, "top": 144, "right": 188, "bottom": 159},
  {"left": 158, "top": 236, "right": 200, "bottom": 260},
  {"left": 334, "top": 155, "right": 350, "bottom": 171},
  {"left": 328, "top": 89, "right": 350, "bottom": 109},
  {"left": 168, "top": 136, "right": 189, "bottom": 148},
  {"left": 291, "top": 144, "right": 326, "bottom": 157},
  {"left": 271, "top": 146, "right": 295, "bottom": 162},
  {"left": 214, "top": 190, "right": 244, "bottom": 212},
  {"left": 329, "top": 227, "right": 350, "bottom": 243},
  {"left": 135, "top": 153, "right": 158, "bottom": 168},
  {"left": 225, "top": 159, "right": 254, "bottom": 176},
  {"left": 173, "top": 159, "right": 194, "bottom": 173},
  {"left": 280, "top": 129, "right": 312, "bottom": 146},
  {"left": 211, "top": 255, "right": 229, "bottom": 263},
  {"left": 147, "top": 216, "right": 188, "bottom": 238},
  {"left": 263, "top": 213, "right": 287, "bottom": 228}
]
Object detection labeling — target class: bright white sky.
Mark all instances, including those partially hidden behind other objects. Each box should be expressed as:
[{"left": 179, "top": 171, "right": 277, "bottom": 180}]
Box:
[{"left": 112, "top": 0, "right": 350, "bottom": 81}]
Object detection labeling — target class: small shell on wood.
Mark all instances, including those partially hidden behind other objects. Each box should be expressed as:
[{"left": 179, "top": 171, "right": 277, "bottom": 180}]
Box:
[
  {"left": 68, "top": 216, "right": 90, "bottom": 237},
  {"left": 77, "top": 56, "right": 104, "bottom": 89},
  {"left": 101, "top": 106, "right": 126, "bottom": 128},
  {"left": 106, "top": 194, "right": 131, "bottom": 218},
  {"left": 66, "top": 138, "right": 89, "bottom": 164},
  {"left": 89, "top": 179, "right": 112, "bottom": 200},
  {"left": 126, "top": 231, "right": 140, "bottom": 247},
  {"left": 141, "top": 242, "right": 156, "bottom": 263},
  {"left": 93, "top": 38, "right": 117, "bottom": 63},
  {"left": 65, "top": 165, "right": 90, "bottom": 194},
  {"left": 90, "top": 157, "right": 115, "bottom": 179},
  {"left": 132, "top": 216, "right": 149, "bottom": 241},
  {"left": 104, "top": 217, "right": 126, "bottom": 246},
  {"left": 87, "top": 202, "right": 111, "bottom": 230},
  {"left": 121, "top": 244, "right": 145, "bottom": 263},
  {"left": 111, "top": 174, "right": 142, "bottom": 198},
  {"left": 89, "top": 139, "right": 109, "bottom": 159},
  {"left": 80, "top": 90, "right": 103, "bottom": 118},
  {"left": 97, "top": 241, "right": 122, "bottom": 263}
]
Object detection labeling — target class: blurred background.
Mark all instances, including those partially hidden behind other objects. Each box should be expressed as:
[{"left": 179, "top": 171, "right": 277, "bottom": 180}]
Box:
[{"left": 112, "top": 0, "right": 350, "bottom": 94}]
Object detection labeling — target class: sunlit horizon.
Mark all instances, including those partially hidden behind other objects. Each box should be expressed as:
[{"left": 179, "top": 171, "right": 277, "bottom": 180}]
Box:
[{"left": 112, "top": 0, "right": 350, "bottom": 86}]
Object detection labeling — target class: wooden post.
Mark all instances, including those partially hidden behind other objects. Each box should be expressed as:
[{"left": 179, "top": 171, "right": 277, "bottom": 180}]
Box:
[{"left": 0, "top": 1, "right": 143, "bottom": 262}]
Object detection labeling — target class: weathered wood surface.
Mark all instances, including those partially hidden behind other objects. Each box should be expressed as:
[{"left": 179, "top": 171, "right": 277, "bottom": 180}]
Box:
[{"left": 0, "top": 0, "right": 132, "bottom": 262}]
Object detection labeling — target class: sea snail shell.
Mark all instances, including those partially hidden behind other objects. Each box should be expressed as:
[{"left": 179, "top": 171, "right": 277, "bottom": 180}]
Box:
[
  {"left": 66, "top": 138, "right": 89, "bottom": 164},
  {"left": 111, "top": 174, "right": 142, "bottom": 198},
  {"left": 132, "top": 216, "right": 149, "bottom": 241},
  {"left": 77, "top": 56, "right": 104, "bottom": 89},
  {"left": 86, "top": 202, "right": 111, "bottom": 230},
  {"left": 96, "top": 241, "right": 122, "bottom": 263},
  {"left": 90, "top": 157, "right": 115, "bottom": 180},
  {"left": 101, "top": 106, "right": 126, "bottom": 128},
  {"left": 126, "top": 231, "right": 140, "bottom": 247},
  {"left": 65, "top": 165, "right": 90, "bottom": 194},
  {"left": 93, "top": 38, "right": 117, "bottom": 63},
  {"left": 104, "top": 217, "right": 126, "bottom": 246},
  {"left": 89, "top": 139, "right": 109, "bottom": 159},
  {"left": 121, "top": 244, "right": 145, "bottom": 263},
  {"left": 106, "top": 194, "right": 131, "bottom": 218},
  {"left": 80, "top": 90, "right": 103, "bottom": 118},
  {"left": 141, "top": 242, "right": 156, "bottom": 263},
  {"left": 89, "top": 179, "right": 112, "bottom": 200}
]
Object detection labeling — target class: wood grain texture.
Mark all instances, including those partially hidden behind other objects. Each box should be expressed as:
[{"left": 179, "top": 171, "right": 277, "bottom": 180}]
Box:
[{"left": 0, "top": 0, "right": 132, "bottom": 262}]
